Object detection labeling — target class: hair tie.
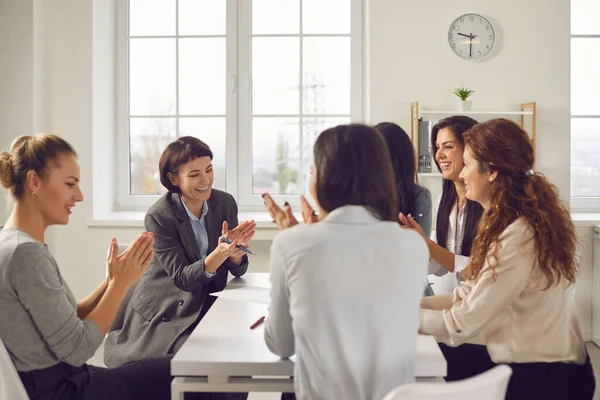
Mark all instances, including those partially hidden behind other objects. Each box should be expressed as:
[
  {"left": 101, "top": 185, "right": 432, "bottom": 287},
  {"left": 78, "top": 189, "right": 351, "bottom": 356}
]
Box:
[{"left": 524, "top": 169, "right": 534, "bottom": 176}]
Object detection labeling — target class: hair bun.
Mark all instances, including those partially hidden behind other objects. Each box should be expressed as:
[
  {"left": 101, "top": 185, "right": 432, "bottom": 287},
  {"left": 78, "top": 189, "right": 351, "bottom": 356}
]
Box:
[{"left": 0, "top": 151, "right": 14, "bottom": 189}]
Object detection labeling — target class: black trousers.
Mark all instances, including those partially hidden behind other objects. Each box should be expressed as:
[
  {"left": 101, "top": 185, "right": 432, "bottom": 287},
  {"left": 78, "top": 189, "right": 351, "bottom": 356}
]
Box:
[
  {"left": 440, "top": 343, "right": 596, "bottom": 400},
  {"left": 19, "top": 357, "right": 173, "bottom": 400},
  {"left": 19, "top": 357, "right": 247, "bottom": 400}
]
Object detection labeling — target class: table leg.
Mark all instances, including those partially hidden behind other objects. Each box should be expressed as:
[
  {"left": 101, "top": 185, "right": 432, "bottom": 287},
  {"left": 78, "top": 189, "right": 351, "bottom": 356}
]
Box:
[{"left": 171, "top": 377, "right": 186, "bottom": 400}]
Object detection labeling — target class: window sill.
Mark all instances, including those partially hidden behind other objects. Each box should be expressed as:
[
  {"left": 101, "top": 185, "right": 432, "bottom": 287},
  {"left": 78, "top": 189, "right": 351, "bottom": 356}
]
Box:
[
  {"left": 87, "top": 210, "right": 283, "bottom": 240},
  {"left": 571, "top": 213, "right": 600, "bottom": 227},
  {"left": 88, "top": 211, "right": 600, "bottom": 236}
]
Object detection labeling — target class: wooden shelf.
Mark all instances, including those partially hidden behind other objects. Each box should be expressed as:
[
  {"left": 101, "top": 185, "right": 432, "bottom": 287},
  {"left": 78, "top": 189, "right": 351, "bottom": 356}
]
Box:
[
  {"left": 419, "top": 110, "right": 533, "bottom": 116},
  {"left": 410, "top": 101, "right": 537, "bottom": 170}
]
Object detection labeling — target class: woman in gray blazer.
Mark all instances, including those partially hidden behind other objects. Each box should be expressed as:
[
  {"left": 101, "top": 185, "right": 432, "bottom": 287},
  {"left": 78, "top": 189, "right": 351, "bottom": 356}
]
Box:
[{"left": 104, "top": 137, "right": 255, "bottom": 372}]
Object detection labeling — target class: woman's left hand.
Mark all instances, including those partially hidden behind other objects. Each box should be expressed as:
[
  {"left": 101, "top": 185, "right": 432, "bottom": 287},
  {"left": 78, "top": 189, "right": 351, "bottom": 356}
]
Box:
[
  {"left": 222, "top": 220, "right": 256, "bottom": 243},
  {"left": 221, "top": 220, "right": 254, "bottom": 264},
  {"left": 300, "top": 195, "right": 319, "bottom": 224}
]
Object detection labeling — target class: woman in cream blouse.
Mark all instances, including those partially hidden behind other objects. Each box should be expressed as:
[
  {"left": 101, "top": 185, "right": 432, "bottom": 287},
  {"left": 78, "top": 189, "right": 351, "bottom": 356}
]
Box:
[{"left": 419, "top": 118, "right": 595, "bottom": 399}]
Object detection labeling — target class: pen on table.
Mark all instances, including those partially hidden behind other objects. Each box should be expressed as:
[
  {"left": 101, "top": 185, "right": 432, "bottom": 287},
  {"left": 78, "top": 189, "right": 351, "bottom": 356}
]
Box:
[
  {"left": 250, "top": 316, "right": 265, "bottom": 330},
  {"left": 220, "top": 237, "right": 255, "bottom": 255}
]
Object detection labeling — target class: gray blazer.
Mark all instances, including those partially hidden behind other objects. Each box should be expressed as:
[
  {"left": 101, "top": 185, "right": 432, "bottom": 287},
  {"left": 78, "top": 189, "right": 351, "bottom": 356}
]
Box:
[{"left": 104, "top": 190, "right": 248, "bottom": 368}]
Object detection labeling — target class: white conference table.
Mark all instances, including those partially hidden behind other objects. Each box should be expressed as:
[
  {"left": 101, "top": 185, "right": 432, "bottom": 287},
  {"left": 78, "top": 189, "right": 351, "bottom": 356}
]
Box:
[{"left": 170, "top": 273, "right": 447, "bottom": 398}]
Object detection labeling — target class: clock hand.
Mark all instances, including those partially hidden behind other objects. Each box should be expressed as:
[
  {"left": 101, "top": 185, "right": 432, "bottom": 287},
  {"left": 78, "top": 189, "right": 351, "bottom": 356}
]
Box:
[
  {"left": 458, "top": 33, "right": 471, "bottom": 38},
  {"left": 469, "top": 33, "right": 472, "bottom": 57}
]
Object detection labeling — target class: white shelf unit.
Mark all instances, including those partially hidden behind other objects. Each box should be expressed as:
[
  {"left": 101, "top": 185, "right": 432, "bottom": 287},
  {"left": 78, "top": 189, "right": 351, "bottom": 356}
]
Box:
[
  {"left": 418, "top": 172, "right": 442, "bottom": 177},
  {"left": 409, "top": 101, "right": 537, "bottom": 171}
]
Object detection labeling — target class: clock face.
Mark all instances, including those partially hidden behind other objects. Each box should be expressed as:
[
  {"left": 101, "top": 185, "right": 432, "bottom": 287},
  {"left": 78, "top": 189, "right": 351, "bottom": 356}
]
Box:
[{"left": 448, "top": 14, "right": 495, "bottom": 60}]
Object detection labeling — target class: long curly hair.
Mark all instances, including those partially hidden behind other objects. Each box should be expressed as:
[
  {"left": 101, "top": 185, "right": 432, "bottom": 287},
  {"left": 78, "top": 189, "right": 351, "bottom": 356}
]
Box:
[{"left": 463, "top": 118, "right": 577, "bottom": 288}]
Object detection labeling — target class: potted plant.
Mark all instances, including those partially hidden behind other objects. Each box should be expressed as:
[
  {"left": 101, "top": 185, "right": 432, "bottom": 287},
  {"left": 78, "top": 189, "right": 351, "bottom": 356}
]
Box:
[{"left": 453, "top": 85, "right": 475, "bottom": 111}]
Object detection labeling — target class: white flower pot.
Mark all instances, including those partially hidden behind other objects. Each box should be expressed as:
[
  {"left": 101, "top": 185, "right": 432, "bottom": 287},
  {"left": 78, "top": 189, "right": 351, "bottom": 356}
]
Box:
[{"left": 458, "top": 100, "right": 472, "bottom": 111}]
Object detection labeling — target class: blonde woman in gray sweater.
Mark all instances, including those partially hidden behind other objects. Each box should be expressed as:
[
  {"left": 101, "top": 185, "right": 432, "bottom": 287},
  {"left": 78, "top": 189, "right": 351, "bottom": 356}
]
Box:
[{"left": 0, "top": 134, "right": 174, "bottom": 400}]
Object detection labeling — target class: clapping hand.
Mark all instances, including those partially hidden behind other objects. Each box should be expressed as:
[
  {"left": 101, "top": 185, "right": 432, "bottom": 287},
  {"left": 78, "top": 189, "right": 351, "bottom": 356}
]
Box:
[
  {"left": 263, "top": 193, "right": 319, "bottom": 230},
  {"left": 222, "top": 220, "right": 256, "bottom": 244},
  {"left": 220, "top": 220, "right": 255, "bottom": 262},
  {"left": 106, "top": 232, "right": 154, "bottom": 289},
  {"left": 300, "top": 195, "right": 319, "bottom": 224},
  {"left": 263, "top": 193, "right": 299, "bottom": 230}
]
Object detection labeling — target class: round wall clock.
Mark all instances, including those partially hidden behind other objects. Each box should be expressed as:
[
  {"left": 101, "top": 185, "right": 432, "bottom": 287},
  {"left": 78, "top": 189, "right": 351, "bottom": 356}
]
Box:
[{"left": 448, "top": 13, "right": 496, "bottom": 60}]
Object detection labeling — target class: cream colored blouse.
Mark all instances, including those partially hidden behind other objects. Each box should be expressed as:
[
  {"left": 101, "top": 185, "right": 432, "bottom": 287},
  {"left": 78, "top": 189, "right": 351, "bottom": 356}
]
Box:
[{"left": 420, "top": 218, "right": 587, "bottom": 365}]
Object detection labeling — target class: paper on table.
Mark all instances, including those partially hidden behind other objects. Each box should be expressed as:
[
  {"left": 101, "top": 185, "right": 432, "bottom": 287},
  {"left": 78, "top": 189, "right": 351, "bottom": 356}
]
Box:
[{"left": 211, "top": 286, "right": 271, "bottom": 305}]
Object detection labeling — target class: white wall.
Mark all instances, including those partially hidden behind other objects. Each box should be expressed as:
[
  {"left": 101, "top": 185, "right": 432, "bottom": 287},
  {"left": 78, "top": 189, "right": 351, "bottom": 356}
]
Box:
[
  {"left": 0, "top": 0, "right": 42, "bottom": 221},
  {"left": 368, "top": 0, "right": 570, "bottom": 199},
  {"left": 0, "top": 0, "right": 594, "bottom": 338}
]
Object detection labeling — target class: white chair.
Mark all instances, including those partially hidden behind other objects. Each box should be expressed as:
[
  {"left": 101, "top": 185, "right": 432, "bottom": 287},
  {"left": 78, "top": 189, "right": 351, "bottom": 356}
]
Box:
[
  {"left": 382, "top": 365, "right": 512, "bottom": 400},
  {"left": 0, "top": 336, "right": 30, "bottom": 400}
]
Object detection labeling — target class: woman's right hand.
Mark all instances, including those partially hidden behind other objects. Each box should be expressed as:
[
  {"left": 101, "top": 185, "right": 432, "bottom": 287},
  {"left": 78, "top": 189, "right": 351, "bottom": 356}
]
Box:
[
  {"left": 263, "top": 193, "right": 299, "bottom": 230},
  {"left": 215, "top": 238, "right": 247, "bottom": 260},
  {"left": 107, "top": 232, "right": 154, "bottom": 289}
]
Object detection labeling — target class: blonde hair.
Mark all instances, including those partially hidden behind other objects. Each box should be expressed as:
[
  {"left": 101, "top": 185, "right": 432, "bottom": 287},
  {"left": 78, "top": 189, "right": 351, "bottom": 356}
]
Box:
[{"left": 0, "top": 134, "right": 77, "bottom": 200}]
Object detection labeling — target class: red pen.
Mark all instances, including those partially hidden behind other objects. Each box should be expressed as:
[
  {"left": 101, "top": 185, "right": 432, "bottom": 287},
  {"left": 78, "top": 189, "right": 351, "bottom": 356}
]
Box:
[{"left": 250, "top": 316, "right": 265, "bottom": 330}]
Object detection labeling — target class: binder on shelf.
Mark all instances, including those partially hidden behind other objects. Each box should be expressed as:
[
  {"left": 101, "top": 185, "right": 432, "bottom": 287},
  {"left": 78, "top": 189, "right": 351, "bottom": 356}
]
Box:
[{"left": 418, "top": 118, "right": 433, "bottom": 173}]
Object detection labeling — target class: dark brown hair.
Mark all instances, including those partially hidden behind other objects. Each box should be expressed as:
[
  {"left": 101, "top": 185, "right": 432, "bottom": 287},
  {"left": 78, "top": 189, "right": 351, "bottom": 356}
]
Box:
[
  {"left": 313, "top": 124, "right": 398, "bottom": 221},
  {"left": 431, "top": 115, "right": 483, "bottom": 256},
  {"left": 0, "top": 134, "right": 77, "bottom": 200},
  {"left": 464, "top": 118, "right": 577, "bottom": 287},
  {"left": 159, "top": 136, "right": 213, "bottom": 193},
  {"left": 374, "top": 122, "right": 417, "bottom": 216}
]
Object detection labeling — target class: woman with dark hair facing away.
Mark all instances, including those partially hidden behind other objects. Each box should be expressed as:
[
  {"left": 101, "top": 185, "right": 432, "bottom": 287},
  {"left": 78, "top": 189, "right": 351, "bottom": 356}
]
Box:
[
  {"left": 104, "top": 137, "right": 254, "bottom": 399},
  {"left": 374, "top": 122, "right": 432, "bottom": 237},
  {"left": 262, "top": 124, "right": 429, "bottom": 400},
  {"left": 0, "top": 134, "right": 174, "bottom": 399},
  {"left": 420, "top": 118, "right": 595, "bottom": 399},
  {"left": 400, "top": 115, "right": 483, "bottom": 295}
]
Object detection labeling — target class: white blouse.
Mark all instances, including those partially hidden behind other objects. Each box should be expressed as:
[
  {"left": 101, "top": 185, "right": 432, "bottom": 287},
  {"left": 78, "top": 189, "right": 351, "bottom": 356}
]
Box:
[
  {"left": 428, "top": 200, "right": 471, "bottom": 295},
  {"left": 265, "top": 206, "right": 429, "bottom": 400}
]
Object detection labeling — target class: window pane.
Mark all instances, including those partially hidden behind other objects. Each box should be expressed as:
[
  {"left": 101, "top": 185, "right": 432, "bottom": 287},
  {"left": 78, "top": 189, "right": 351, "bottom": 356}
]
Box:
[
  {"left": 130, "top": 118, "right": 177, "bottom": 195},
  {"left": 179, "top": 118, "right": 226, "bottom": 190},
  {"left": 572, "top": 39, "right": 600, "bottom": 115},
  {"left": 130, "top": 39, "right": 176, "bottom": 115},
  {"left": 302, "top": 117, "right": 350, "bottom": 192},
  {"left": 179, "top": 0, "right": 225, "bottom": 35},
  {"left": 303, "top": 37, "right": 351, "bottom": 114},
  {"left": 571, "top": 118, "right": 600, "bottom": 197},
  {"left": 252, "top": 118, "right": 300, "bottom": 195},
  {"left": 252, "top": 0, "right": 300, "bottom": 34},
  {"left": 129, "top": 0, "right": 175, "bottom": 36},
  {"left": 253, "top": 38, "right": 300, "bottom": 114},
  {"left": 303, "top": 0, "right": 350, "bottom": 34},
  {"left": 179, "top": 38, "right": 226, "bottom": 115},
  {"left": 572, "top": 0, "right": 600, "bottom": 35}
]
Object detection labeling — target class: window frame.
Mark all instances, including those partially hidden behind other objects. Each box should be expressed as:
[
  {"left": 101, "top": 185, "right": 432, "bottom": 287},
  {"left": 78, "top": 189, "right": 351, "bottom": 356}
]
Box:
[
  {"left": 570, "top": 33, "right": 600, "bottom": 212},
  {"left": 114, "top": 0, "right": 364, "bottom": 212}
]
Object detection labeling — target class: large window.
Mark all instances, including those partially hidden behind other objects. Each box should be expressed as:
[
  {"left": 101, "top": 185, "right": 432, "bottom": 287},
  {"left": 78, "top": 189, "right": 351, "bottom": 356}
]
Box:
[
  {"left": 571, "top": 0, "right": 600, "bottom": 211},
  {"left": 116, "top": 0, "right": 363, "bottom": 210}
]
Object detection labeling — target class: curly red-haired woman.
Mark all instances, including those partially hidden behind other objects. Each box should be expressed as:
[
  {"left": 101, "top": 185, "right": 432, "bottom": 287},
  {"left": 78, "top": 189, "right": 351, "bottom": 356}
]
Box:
[{"left": 419, "top": 118, "right": 595, "bottom": 399}]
